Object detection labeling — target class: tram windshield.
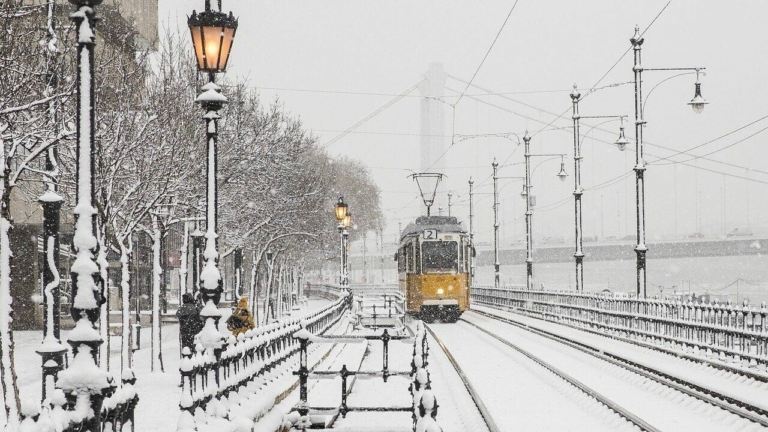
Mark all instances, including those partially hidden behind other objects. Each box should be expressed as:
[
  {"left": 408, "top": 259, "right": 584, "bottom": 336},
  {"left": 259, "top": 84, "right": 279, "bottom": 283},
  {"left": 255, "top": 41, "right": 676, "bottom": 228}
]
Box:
[{"left": 422, "top": 241, "right": 458, "bottom": 272}]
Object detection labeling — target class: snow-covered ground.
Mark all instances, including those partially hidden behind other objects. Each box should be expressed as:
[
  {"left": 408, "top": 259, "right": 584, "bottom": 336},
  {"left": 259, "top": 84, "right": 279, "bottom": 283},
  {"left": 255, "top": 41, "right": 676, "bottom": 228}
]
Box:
[{"left": 6, "top": 298, "right": 332, "bottom": 431}]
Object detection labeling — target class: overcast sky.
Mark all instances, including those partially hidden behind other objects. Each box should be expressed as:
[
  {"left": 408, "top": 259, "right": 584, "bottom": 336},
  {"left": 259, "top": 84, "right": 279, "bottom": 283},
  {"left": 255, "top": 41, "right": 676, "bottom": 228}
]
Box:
[{"left": 160, "top": 0, "right": 768, "bottom": 247}]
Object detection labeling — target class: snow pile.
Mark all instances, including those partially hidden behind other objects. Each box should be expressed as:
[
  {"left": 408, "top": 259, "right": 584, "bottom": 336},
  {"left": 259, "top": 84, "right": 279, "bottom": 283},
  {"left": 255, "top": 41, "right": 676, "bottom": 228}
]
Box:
[
  {"left": 7, "top": 375, "right": 139, "bottom": 432},
  {"left": 177, "top": 294, "right": 352, "bottom": 431}
]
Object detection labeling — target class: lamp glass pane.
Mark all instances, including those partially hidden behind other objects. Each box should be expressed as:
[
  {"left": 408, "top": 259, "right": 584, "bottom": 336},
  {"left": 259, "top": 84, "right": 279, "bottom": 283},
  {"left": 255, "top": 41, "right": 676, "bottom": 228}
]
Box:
[
  {"left": 219, "top": 27, "right": 236, "bottom": 71},
  {"left": 190, "top": 27, "right": 205, "bottom": 69},
  {"left": 202, "top": 26, "right": 224, "bottom": 70},
  {"left": 335, "top": 204, "right": 347, "bottom": 221}
]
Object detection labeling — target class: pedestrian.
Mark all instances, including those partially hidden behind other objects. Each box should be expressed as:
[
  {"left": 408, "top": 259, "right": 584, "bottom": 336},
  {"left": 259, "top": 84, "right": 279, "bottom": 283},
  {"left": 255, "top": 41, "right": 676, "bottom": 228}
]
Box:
[
  {"left": 176, "top": 293, "right": 203, "bottom": 352},
  {"left": 226, "top": 297, "right": 255, "bottom": 336}
]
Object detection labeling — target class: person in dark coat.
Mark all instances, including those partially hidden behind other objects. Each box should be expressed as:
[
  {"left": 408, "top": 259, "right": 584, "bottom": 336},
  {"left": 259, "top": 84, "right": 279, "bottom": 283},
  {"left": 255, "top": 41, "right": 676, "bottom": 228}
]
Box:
[{"left": 177, "top": 293, "right": 203, "bottom": 351}]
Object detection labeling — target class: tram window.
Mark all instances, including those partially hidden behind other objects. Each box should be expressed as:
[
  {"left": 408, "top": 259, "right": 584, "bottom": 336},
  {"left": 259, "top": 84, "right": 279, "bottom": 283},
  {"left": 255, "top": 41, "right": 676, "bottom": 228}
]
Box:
[
  {"left": 398, "top": 247, "right": 406, "bottom": 273},
  {"left": 458, "top": 241, "right": 463, "bottom": 273},
  {"left": 415, "top": 242, "right": 422, "bottom": 273},
  {"left": 407, "top": 243, "right": 414, "bottom": 273},
  {"left": 422, "top": 241, "right": 458, "bottom": 272}
]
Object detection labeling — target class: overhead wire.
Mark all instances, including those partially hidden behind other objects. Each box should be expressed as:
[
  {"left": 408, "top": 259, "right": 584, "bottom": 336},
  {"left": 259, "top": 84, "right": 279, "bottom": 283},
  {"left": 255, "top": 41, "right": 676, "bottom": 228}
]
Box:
[{"left": 453, "top": 0, "right": 522, "bottom": 108}]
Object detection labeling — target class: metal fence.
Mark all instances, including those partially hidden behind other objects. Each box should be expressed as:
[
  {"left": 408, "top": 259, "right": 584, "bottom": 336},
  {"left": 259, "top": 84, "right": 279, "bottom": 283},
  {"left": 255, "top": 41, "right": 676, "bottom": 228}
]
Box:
[
  {"left": 472, "top": 286, "right": 768, "bottom": 367},
  {"left": 179, "top": 291, "right": 352, "bottom": 417}
]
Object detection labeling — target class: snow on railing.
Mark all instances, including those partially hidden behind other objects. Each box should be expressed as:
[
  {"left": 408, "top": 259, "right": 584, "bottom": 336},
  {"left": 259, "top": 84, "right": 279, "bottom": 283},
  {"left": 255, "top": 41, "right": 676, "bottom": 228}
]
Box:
[
  {"left": 177, "top": 293, "right": 352, "bottom": 431},
  {"left": 288, "top": 319, "right": 442, "bottom": 432},
  {"left": 411, "top": 321, "right": 441, "bottom": 432},
  {"left": 13, "top": 372, "right": 138, "bottom": 432},
  {"left": 472, "top": 285, "right": 768, "bottom": 368}
]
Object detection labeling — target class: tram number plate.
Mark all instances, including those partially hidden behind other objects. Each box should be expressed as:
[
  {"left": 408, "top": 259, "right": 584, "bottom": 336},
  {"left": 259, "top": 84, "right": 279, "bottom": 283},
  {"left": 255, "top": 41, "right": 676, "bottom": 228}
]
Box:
[{"left": 423, "top": 229, "right": 437, "bottom": 239}]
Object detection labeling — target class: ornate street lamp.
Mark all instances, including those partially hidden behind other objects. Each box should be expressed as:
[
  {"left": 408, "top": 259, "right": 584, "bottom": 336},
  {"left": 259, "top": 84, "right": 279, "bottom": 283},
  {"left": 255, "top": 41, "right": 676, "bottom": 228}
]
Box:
[
  {"left": 570, "top": 84, "right": 627, "bottom": 293},
  {"left": 188, "top": 2, "right": 238, "bottom": 76},
  {"left": 688, "top": 69, "right": 709, "bottom": 114},
  {"left": 557, "top": 158, "right": 568, "bottom": 182},
  {"left": 342, "top": 213, "right": 351, "bottom": 287},
  {"left": 334, "top": 197, "right": 348, "bottom": 222},
  {"left": 630, "top": 25, "right": 707, "bottom": 298},
  {"left": 520, "top": 132, "right": 568, "bottom": 291},
  {"left": 55, "top": 0, "right": 114, "bottom": 428},
  {"left": 188, "top": 0, "right": 238, "bottom": 395}
]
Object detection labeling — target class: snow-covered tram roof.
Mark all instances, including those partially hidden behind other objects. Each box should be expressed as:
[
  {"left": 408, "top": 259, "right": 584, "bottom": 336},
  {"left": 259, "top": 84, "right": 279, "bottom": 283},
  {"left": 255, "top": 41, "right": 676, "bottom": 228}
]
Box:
[{"left": 400, "top": 216, "right": 467, "bottom": 241}]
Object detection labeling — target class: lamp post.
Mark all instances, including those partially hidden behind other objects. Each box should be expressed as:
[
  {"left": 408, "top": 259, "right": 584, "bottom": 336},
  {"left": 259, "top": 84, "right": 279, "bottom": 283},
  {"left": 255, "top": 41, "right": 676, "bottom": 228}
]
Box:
[
  {"left": 190, "top": 219, "right": 203, "bottom": 295},
  {"left": 492, "top": 160, "right": 500, "bottom": 288},
  {"left": 468, "top": 178, "right": 475, "bottom": 280},
  {"left": 188, "top": 0, "right": 237, "bottom": 388},
  {"left": 342, "top": 213, "right": 351, "bottom": 287},
  {"left": 55, "top": 0, "right": 113, "bottom": 428},
  {"left": 570, "top": 85, "right": 628, "bottom": 292},
  {"left": 521, "top": 132, "right": 568, "bottom": 291},
  {"left": 334, "top": 197, "right": 348, "bottom": 286},
  {"left": 630, "top": 25, "right": 707, "bottom": 298}
]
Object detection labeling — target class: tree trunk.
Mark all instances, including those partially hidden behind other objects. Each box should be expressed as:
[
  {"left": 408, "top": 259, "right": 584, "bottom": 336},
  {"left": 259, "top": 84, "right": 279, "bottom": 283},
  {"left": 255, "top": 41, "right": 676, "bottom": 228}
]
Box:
[
  {"left": 150, "top": 216, "right": 163, "bottom": 372},
  {"left": 118, "top": 235, "right": 132, "bottom": 373},
  {"left": 0, "top": 147, "right": 19, "bottom": 423}
]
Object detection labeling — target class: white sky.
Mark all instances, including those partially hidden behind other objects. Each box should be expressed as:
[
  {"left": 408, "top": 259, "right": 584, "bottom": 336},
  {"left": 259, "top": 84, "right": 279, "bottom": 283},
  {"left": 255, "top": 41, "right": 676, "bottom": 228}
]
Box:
[{"left": 160, "top": 0, "right": 768, "bottom": 246}]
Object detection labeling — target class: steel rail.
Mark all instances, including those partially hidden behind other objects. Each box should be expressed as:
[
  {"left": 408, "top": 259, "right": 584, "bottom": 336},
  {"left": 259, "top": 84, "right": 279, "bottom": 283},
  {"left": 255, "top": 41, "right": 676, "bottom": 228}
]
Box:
[
  {"left": 424, "top": 324, "right": 502, "bottom": 432},
  {"left": 457, "top": 318, "right": 662, "bottom": 432},
  {"left": 469, "top": 310, "right": 768, "bottom": 428}
]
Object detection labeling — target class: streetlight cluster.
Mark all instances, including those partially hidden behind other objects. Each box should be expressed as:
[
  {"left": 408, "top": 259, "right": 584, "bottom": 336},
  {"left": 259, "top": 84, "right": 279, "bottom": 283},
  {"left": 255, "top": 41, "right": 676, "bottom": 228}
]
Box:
[{"left": 479, "top": 25, "right": 708, "bottom": 298}]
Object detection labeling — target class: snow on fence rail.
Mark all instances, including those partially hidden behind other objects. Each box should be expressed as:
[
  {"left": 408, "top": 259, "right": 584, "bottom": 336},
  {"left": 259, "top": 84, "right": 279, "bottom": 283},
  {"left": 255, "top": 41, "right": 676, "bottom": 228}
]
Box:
[
  {"left": 289, "top": 321, "right": 442, "bottom": 432},
  {"left": 13, "top": 372, "right": 138, "bottom": 432},
  {"left": 177, "top": 293, "right": 352, "bottom": 431},
  {"left": 472, "top": 286, "right": 768, "bottom": 368}
]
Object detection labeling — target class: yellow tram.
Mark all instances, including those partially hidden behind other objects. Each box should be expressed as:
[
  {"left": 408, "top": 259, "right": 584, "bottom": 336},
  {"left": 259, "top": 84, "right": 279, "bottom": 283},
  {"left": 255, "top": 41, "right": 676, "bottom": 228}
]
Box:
[{"left": 395, "top": 216, "right": 472, "bottom": 323}]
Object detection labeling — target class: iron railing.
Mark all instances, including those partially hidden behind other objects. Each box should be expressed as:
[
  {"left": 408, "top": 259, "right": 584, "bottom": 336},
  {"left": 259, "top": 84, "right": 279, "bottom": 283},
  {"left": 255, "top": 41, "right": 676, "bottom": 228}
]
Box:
[
  {"left": 472, "top": 286, "right": 768, "bottom": 367},
  {"left": 178, "top": 293, "right": 352, "bottom": 421},
  {"left": 291, "top": 321, "right": 441, "bottom": 432}
]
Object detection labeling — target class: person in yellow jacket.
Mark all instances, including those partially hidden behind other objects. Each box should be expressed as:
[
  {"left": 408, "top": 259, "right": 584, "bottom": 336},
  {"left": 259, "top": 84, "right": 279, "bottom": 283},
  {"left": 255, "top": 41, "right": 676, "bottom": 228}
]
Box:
[{"left": 226, "top": 297, "right": 255, "bottom": 336}]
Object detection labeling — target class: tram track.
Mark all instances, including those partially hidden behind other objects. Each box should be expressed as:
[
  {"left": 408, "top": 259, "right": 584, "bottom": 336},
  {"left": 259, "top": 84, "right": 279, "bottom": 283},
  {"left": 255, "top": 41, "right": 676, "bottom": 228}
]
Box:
[
  {"left": 433, "top": 320, "right": 661, "bottom": 432},
  {"left": 465, "top": 310, "right": 768, "bottom": 431},
  {"left": 424, "top": 324, "right": 501, "bottom": 432}
]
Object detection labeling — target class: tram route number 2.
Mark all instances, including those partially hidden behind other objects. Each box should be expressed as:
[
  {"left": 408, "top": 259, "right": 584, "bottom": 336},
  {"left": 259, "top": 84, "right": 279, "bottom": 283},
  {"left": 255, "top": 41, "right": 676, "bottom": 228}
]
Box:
[{"left": 423, "top": 229, "right": 437, "bottom": 240}]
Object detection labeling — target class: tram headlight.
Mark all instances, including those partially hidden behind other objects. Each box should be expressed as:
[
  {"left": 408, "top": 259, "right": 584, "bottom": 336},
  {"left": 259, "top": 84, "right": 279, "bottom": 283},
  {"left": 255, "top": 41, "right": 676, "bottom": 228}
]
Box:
[{"left": 437, "top": 288, "right": 444, "bottom": 296}]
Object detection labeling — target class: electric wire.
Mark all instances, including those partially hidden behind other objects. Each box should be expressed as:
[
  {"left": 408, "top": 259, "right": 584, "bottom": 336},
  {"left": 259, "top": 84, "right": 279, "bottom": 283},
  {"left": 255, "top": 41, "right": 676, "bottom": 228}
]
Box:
[{"left": 453, "top": 0, "right": 522, "bottom": 108}]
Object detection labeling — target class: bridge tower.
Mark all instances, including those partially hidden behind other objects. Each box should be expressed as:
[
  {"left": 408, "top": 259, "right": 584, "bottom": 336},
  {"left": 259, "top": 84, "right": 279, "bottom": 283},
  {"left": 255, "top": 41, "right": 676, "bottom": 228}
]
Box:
[{"left": 418, "top": 63, "right": 447, "bottom": 213}]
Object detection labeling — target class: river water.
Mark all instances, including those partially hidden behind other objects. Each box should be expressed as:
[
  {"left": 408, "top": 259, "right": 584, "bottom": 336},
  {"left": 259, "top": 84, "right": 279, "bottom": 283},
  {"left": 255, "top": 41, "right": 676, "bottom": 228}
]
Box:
[{"left": 474, "top": 255, "right": 768, "bottom": 305}]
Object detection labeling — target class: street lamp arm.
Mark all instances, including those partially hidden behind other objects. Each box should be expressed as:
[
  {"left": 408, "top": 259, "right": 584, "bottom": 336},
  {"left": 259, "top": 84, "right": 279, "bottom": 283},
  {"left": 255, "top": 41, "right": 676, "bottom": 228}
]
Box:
[
  {"left": 581, "top": 118, "right": 622, "bottom": 147},
  {"left": 529, "top": 153, "right": 567, "bottom": 158},
  {"left": 642, "top": 71, "right": 698, "bottom": 114},
  {"left": 644, "top": 67, "right": 706, "bottom": 72}
]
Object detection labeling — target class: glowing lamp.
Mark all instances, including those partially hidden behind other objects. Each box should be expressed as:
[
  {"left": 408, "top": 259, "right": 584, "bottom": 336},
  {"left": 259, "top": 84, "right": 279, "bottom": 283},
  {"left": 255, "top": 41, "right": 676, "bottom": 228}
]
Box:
[
  {"left": 188, "top": 6, "right": 238, "bottom": 73},
  {"left": 334, "top": 197, "right": 348, "bottom": 222}
]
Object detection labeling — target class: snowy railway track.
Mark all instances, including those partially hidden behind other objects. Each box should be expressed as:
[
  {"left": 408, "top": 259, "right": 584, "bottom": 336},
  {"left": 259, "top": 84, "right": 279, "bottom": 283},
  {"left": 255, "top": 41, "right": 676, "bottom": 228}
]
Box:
[
  {"left": 466, "top": 310, "right": 768, "bottom": 431},
  {"left": 424, "top": 324, "right": 501, "bottom": 432},
  {"left": 447, "top": 319, "right": 661, "bottom": 432}
]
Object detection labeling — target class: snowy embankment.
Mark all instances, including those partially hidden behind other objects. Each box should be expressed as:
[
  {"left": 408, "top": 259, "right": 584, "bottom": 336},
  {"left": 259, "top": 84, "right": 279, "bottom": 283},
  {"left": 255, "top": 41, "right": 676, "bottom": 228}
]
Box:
[{"left": 6, "top": 298, "right": 333, "bottom": 432}]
